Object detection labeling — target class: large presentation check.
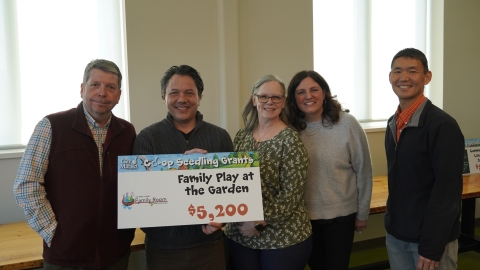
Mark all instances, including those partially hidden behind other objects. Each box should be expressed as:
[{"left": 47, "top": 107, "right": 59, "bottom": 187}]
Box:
[{"left": 117, "top": 152, "right": 264, "bottom": 229}]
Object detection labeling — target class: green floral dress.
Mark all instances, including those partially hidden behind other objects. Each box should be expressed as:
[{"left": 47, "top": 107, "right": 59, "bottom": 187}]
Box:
[{"left": 224, "top": 127, "right": 312, "bottom": 249}]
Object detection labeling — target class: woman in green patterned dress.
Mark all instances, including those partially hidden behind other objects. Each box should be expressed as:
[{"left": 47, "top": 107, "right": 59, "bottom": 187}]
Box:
[{"left": 224, "top": 74, "right": 312, "bottom": 270}]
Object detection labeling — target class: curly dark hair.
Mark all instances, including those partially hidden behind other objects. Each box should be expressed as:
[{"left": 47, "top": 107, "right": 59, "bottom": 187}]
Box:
[{"left": 286, "top": 70, "right": 349, "bottom": 131}]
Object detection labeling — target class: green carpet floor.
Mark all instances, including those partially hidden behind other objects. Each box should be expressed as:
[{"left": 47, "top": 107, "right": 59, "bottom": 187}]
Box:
[
  {"left": 348, "top": 247, "right": 480, "bottom": 269},
  {"left": 305, "top": 227, "right": 480, "bottom": 270}
]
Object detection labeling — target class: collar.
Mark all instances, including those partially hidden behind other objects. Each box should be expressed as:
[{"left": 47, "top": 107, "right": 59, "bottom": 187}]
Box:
[
  {"left": 403, "top": 97, "right": 428, "bottom": 128},
  {"left": 72, "top": 102, "right": 124, "bottom": 140},
  {"left": 388, "top": 98, "right": 430, "bottom": 142},
  {"left": 166, "top": 111, "right": 204, "bottom": 130},
  {"left": 82, "top": 103, "right": 112, "bottom": 129},
  {"left": 395, "top": 95, "right": 426, "bottom": 126}
]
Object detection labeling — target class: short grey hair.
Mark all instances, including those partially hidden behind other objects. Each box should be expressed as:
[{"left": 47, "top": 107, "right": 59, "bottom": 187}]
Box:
[{"left": 83, "top": 59, "right": 122, "bottom": 88}]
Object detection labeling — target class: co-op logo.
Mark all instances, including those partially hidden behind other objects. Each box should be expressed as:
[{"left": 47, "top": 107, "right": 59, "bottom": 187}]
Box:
[
  {"left": 120, "top": 156, "right": 159, "bottom": 171},
  {"left": 121, "top": 192, "right": 168, "bottom": 210},
  {"left": 121, "top": 156, "right": 175, "bottom": 171}
]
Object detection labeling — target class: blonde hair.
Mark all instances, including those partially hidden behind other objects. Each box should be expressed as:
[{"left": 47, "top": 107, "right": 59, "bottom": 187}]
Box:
[{"left": 242, "top": 74, "right": 288, "bottom": 131}]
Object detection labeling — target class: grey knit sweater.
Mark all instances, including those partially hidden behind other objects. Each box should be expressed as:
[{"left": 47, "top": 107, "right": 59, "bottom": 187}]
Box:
[
  {"left": 132, "top": 112, "right": 234, "bottom": 249},
  {"left": 300, "top": 112, "right": 373, "bottom": 221}
]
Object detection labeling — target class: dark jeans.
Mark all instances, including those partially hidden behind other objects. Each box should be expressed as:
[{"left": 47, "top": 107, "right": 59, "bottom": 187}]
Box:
[
  {"left": 145, "top": 236, "right": 226, "bottom": 270},
  {"left": 43, "top": 252, "right": 130, "bottom": 270},
  {"left": 227, "top": 236, "right": 312, "bottom": 270},
  {"left": 308, "top": 213, "right": 356, "bottom": 270}
]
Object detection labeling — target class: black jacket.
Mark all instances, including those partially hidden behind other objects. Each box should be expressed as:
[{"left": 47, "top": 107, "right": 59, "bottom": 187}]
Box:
[{"left": 384, "top": 99, "right": 464, "bottom": 261}]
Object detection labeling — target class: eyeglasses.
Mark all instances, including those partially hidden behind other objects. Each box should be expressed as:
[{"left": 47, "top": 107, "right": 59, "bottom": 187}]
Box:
[{"left": 254, "top": 94, "right": 284, "bottom": 104}]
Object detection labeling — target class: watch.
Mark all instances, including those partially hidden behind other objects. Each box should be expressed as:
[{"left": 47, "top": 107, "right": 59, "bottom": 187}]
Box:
[{"left": 255, "top": 222, "right": 267, "bottom": 232}]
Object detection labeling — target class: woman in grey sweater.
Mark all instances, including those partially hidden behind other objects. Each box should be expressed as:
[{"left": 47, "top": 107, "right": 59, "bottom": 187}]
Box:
[{"left": 286, "top": 70, "right": 373, "bottom": 270}]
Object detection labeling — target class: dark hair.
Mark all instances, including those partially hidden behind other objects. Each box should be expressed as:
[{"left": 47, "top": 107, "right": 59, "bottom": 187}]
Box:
[
  {"left": 286, "top": 70, "right": 348, "bottom": 131},
  {"left": 83, "top": 59, "right": 122, "bottom": 88},
  {"left": 391, "top": 48, "right": 429, "bottom": 73},
  {"left": 160, "top": 65, "right": 204, "bottom": 99}
]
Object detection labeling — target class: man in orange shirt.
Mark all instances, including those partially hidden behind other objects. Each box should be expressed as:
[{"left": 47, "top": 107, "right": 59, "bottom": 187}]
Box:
[{"left": 384, "top": 48, "right": 464, "bottom": 270}]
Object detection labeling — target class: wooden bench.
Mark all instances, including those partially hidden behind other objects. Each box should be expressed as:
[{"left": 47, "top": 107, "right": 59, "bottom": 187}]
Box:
[{"left": 0, "top": 224, "right": 144, "bottom": 270}]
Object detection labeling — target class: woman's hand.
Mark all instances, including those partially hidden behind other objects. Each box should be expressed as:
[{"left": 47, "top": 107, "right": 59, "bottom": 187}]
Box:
[
  {"left": 237, "top": 221, "right": 260, "bottom": 237},
  {"left": 355, "top": 218, "right": 367, "bottom": 233}
]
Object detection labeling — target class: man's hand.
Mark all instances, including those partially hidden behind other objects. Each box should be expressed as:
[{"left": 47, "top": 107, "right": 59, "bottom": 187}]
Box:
[
  {"left": 184, "top": 148, "right": 207, "bottom": 155},
  {"left": 417, "top": 255, "right": 439, "bottom": 270},
  {"left": 202, "top": 222, "right": 222, "bottom": 235}
]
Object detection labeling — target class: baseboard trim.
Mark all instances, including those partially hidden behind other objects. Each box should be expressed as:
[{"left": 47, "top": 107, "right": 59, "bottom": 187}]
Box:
[
  {"left": 352, "top": 217, "right": 480, "bottom": 253},
  {"left": 352, "top": 237, "right": 386, "bottom": 252}
]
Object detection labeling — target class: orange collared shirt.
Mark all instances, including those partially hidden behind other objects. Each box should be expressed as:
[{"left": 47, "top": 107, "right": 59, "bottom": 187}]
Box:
[{"left": 395, "top": 95, "right": 425, "bottom": 142}]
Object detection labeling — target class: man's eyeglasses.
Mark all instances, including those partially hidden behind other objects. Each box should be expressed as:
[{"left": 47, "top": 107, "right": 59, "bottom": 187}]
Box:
[{"left": 254, "top": 94, "right": 284, "bottom": 104}]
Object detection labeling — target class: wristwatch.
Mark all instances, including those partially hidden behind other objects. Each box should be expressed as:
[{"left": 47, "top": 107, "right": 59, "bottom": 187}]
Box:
[{"left": 255, "top": 222, "right": 267, "bottom": 232}]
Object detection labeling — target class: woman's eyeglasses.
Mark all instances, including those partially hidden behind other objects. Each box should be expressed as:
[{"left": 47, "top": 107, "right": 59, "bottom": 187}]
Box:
[{"left": 254, "top": 94, "right": 284, "bottom": 104}]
